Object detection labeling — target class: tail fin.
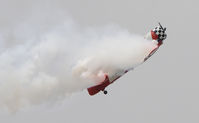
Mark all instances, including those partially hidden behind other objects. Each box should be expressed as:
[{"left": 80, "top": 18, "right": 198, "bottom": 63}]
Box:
[
  {"left": 87, "top": 87, "right": 101, "bottom": 96},
  {"left": 87, "top": 75, "right": 109, "bottom": 96}
]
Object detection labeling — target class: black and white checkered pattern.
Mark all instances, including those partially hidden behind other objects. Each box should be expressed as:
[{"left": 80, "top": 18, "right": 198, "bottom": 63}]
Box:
[{"left": 153, "top": 26, "right": 167, "bottom": 41}]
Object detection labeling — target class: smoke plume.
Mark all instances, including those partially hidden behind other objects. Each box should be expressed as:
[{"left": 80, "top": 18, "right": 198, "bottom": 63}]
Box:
[{"left": 0, "top": 2, "right": 157, "bottom": 111}]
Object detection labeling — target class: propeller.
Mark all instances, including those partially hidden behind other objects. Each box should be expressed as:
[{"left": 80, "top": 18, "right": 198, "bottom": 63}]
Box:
[{"left": 158, "top": 22, "right": 166, "bottom": 31}]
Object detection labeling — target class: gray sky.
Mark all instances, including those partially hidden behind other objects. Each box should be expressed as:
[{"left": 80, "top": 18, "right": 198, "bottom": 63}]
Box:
[{"left": 0, "top": 0, "right": 199, "bottom": 123}]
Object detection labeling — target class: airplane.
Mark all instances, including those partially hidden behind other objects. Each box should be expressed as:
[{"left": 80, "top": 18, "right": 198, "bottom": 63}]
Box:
[{"left": 87, "top": 23, "right": 167, "bottom": 96}]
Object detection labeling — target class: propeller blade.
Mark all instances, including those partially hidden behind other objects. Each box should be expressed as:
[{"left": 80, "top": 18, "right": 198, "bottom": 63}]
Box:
[{"left": 158, "top": 22, "right": 164, "bottom": 30}]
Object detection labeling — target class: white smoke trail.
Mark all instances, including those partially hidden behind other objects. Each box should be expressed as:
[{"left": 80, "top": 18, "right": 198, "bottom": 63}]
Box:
[
  {"left": 0, "top": 21, "right": 156, "bottom": 111},
  {"left": 0, "top": 3, "right": 157, "bottom": 112}
]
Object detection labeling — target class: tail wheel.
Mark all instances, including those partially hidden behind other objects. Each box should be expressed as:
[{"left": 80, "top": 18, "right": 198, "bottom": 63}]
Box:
[{"left": 103, "top": 90, "right": 108, "bottom": 95}]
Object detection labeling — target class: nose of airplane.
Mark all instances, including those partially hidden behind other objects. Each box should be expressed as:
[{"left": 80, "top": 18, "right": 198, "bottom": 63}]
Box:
[
  {"left": 152, "top": 26, "right": 167, "bottom": 41},
  {"left": 145, "top": 23, "right": 167, "bottom": 45}
]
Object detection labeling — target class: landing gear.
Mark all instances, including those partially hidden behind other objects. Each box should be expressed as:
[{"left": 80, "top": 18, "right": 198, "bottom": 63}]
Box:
[{"left": 103, "top": 90, "right": 108, "bottom": 95}]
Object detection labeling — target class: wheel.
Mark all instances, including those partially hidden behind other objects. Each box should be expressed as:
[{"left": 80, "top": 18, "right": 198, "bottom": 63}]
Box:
[{"left": 103, "top": 90, "right": 108, "bottom": 95}]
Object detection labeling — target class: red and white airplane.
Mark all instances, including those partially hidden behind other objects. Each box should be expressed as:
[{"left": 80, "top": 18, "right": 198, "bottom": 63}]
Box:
[{"left": 87, "top": 23, "right": 167, "bottom": 96}]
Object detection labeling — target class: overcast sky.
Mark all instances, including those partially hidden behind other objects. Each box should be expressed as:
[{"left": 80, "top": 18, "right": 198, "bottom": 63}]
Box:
[{"left": 0, "top": 0, "right": 199, "bottom": 123}]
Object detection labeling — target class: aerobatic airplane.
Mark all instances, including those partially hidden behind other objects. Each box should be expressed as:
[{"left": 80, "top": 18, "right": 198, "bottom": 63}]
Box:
[{"left": 87, "top": 23, "right": 167, "bottom": 96}]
